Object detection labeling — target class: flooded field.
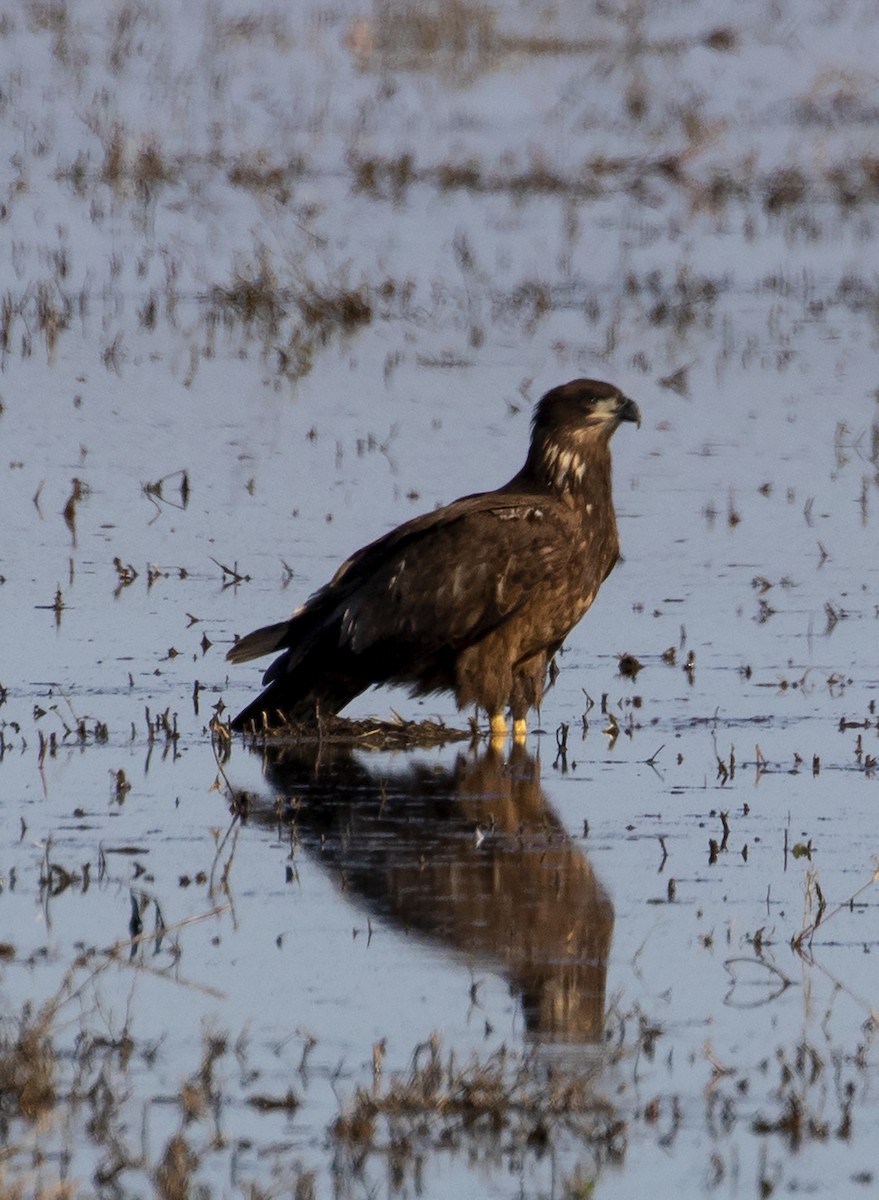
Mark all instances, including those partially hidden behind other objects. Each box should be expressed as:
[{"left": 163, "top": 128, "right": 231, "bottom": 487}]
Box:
[{"left": 1, "top": 0, "right": 878, "bottom": 1196}]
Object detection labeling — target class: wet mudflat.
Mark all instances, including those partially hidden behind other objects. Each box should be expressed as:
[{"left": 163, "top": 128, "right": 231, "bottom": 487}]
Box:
[{"left": 1, "top": 0, "right": 878, "bottom": 1196}]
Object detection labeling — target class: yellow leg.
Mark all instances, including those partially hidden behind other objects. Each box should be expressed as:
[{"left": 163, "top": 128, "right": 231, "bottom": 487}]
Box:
[
  {"left": 512, "top": 718, "right": 527, "bottom": 742},
  {"left": 489, "top": 713, "right": 508, "bottom": 741}
]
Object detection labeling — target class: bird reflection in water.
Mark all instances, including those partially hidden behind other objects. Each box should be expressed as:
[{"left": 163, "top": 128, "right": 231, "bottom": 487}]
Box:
[{"left": 249, "top": 741, "right": 613, "bottom": 1044}]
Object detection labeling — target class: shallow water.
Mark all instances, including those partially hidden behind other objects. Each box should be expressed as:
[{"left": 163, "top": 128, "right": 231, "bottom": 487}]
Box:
[{"left": 1, "top": 1, "right": 878, "bottom": 1196}]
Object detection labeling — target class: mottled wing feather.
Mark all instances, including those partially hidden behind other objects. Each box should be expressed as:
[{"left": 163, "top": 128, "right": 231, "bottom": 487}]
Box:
[
  {"left": 230, "top": 495, "right": 503, "bottom": 679},
  {"left": 336, "top": 499, "right": 579, "bottom": 655},
  {"left": 325, "top": 489, "right": 489, "bottom": 591}
]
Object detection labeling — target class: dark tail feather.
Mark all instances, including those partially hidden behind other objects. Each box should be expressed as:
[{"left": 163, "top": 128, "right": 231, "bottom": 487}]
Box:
[
  {"left": 226, "top": 620, "right": 293, "bottom": 664},
  {"left": 229, "top": 678, "right": 315, "bottom": 732},
  {"left": 229, "top": 663, "right": 368, "bottom": 732}
]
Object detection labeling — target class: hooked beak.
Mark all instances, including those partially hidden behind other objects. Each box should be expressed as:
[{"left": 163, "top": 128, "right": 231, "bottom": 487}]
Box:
[{"left": 617, "top": 394, "right": 641, "bottom": 428}]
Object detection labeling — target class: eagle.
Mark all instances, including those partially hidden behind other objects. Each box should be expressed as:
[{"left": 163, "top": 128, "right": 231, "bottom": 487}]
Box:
[{"left": 226, "top": 378, "right": 640, "bottom": 737}]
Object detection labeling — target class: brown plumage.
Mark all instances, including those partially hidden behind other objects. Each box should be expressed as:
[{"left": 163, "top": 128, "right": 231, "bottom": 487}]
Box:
[{"left": 226, "top": 378, "right": 640, "bottom": 734}]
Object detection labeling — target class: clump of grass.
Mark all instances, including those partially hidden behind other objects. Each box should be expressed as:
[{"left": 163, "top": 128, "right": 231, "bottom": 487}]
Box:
[
  {"left": 383, "top": 0, "right": 495, "bottom": 56},
  {"left": 208, "top": 251, "right": 384, "bottom": 374},
  {"left": 0, "top": 1000, "right": 57, "bottom": 1120},
  {"left": 219, "top": 11, "right": 293, "bottom": 46},
  {"left": 763, "top": 166, "right": 807, "bottom": 213},
  {"left": 436, "top": 160, "right": 482, "bottom": 191},
  {"left": 297, "top": 282, "right": 372, "bottom": 342},
  {"left": 0, "top": 1174, "right": 76, "bottom": 1200},
  {"left": 703, "top": 26, "right": 737, "bottom": 51},
  {"left": 506, "top": 160, "right": 575, "bottom": 197},
  {"left": 0, "top": 291, "right": 15, "bottom": 356},
  {"left": 0, "top": 282, "right": 73, "bottom": 363},
  {"left": 99, "top": 125, "right": 177, "bottom": 197},
  {"left": 228, "top": 153, "right": 304, "bottom": 198},
  {"left": 365, "top": 0, "right": 496, "bottom": 78},
  {"left": 154, "top": 1135, "right": 199, "bottom": 1200},
  {"left": 351, "top": 151, "right": 652, "bottom": 202},
  {"left": 277, "top": 278, "right": 376, "bottom": 380},
  {"left": 132, "top": 141, "right": 177, "bottom": 192},
  {"left": 332, "top": 1034, "right": 625, "bottom": 1164},
  {"left": 35, "top": 281, "right": 71, "bottom": 361},
  {"left": 498, "top": 281, "right": 553, "bottom": 334},
  {"left": 107, "top": 2, "right": 144, "bottom": 74},
  {"left": 626, "top": 267, "right": 723, "bottom": 334},
  {"left": 100, "top": 124, "right": 127, "bottom": 188},
  {"left": 27, "top": 0, "right": 72, "bottom": 65},
  {"left": 178, "top": 1030, "right": 227, "bottom": 1122},
  {"left": 826, "top": 155, "right": 879, "bottom": 208},
  {"left": 55, "top": 150, "right": 90, "bottom": 197},
  {"left": 351, "top": 152, "right": 417, "bottom": 201},
  {"left": 209, "top": 255, "right": 285, "bottom": 331},
  {"left": 696, "top": 169, "right": 750, "bottom": 212}
]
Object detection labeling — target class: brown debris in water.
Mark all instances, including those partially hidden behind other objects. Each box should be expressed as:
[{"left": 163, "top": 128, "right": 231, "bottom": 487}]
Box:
[{"left": 232, "top": 711, "right": 474, "bottom": 751}]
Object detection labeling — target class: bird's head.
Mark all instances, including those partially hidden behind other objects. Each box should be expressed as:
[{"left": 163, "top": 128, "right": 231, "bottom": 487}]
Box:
[{"left": 528, "top": 379, "right": 640, "bottom": 491}]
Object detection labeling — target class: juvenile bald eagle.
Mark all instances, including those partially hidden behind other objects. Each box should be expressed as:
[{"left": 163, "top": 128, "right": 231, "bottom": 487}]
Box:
[{"left": 227, "top": 379, "right": 640, "bottom": 736}]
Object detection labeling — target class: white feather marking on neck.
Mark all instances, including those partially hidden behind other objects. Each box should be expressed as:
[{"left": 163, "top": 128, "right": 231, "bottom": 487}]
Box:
[{"left": 542, "top": 443, "right": 587, "bottom": 490}]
